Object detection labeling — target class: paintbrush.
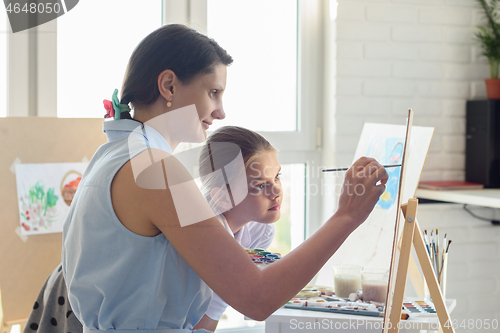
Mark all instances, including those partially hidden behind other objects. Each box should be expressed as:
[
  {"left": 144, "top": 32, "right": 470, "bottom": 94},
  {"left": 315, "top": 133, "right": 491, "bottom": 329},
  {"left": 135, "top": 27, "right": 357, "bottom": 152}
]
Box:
[
  {"left": 436, "top": 229, "right": 440, "bottom": 275},
  {"left": 440, "top": 233, "right": 447, "bottom": 278},
  {"left": 430, "top": 230, "right": 434, "bottom": 271},
  {"left": 322, "top": 164, "right": 401, "bottom": 172},
  {"left": 445, "top": 239, "right": 452, "bottom": 253},
  {"left": 423, "top": 230, "right": 431, "bottom": 257}
]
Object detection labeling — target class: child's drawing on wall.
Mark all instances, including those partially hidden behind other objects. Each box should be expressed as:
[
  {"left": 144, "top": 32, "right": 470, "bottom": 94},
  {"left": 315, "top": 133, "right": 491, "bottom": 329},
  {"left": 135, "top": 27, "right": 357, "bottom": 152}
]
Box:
[{"left": 15, "top": 163, "right": 87, "bottom": 236}]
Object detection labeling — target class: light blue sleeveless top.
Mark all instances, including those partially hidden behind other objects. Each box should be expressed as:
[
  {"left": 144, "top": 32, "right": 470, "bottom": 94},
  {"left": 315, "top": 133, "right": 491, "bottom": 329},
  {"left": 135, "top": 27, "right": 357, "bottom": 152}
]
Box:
[{"left": 62, "top": 119, "right": 212, "bottom": 333}]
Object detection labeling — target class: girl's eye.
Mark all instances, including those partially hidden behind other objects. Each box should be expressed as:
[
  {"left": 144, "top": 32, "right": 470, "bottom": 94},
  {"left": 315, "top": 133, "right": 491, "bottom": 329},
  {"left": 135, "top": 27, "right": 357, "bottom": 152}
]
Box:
[
  {"left": 275, "top": 173, "right": 282, "bottom": 180},
  {"left": 254, "top": 183, "right": 265, "bottom": 190},
  {"left": 210, "top": 90, "right": 218, "bottom": 98}
]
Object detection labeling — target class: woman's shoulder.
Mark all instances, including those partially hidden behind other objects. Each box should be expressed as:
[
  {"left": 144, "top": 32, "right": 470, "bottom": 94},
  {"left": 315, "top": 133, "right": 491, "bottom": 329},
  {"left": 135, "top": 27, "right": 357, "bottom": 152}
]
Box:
[{"left": 111, "top": 158, "right": 164, "bottom": 237}]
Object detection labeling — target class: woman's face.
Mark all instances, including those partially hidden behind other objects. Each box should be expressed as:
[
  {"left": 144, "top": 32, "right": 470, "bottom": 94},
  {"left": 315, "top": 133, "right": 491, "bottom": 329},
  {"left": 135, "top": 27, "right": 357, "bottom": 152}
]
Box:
[
  {"left": 226, "top": 151, "right": 283, "bottom": 224},
  {"left": 173, "top": 64, "right": 227, "bottom": 137}
]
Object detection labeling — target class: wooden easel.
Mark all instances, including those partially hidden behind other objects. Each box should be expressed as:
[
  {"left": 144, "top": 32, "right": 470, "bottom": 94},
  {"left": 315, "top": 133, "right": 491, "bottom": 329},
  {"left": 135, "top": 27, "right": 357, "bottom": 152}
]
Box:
[
  {"left": 384, "top": 198, "right": 455, "bottom": 333},
  {"left": 376, "top": 109, "right": 453, "bottom": 332}
]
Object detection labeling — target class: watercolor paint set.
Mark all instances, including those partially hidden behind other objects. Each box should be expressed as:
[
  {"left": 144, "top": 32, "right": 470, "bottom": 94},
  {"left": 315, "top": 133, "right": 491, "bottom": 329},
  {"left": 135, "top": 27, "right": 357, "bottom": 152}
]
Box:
[
  {"left": 245, "top": 248, "right": 281, "bottom": 268},
  {"left": 283, "top": 286, "right": 416, "bottom": 320},
  {"left": 403, "top": 299, "right": 437, "bottom": 316},
  {"left": 284, "top": 297, "right": 385, "bottom": 318}
]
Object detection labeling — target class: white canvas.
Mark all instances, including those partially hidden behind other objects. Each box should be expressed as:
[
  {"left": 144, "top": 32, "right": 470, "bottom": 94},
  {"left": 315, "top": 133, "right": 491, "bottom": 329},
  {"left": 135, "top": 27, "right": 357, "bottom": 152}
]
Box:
[{"left": 316, "top": 123, "right": 434, "bottom": 286}]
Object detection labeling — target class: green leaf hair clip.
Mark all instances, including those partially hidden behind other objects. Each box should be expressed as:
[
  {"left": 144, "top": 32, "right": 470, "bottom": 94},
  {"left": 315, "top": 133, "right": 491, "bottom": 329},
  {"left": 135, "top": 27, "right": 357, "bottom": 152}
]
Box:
[{"left": 111, "top": 89, "right": 131, "bottom": 120}]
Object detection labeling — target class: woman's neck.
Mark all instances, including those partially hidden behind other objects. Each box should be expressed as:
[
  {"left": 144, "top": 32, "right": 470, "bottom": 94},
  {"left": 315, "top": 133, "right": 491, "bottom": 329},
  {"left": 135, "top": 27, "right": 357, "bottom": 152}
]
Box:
[{"left": 133, "top": 101, "right": 180, "bottom": 150}]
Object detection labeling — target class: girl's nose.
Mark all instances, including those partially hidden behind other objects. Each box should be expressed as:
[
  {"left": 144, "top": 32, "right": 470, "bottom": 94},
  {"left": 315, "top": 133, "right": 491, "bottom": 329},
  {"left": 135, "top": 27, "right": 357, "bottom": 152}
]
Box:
[{"left": 269, "top": 182, "right": 282, "bottom": 199}]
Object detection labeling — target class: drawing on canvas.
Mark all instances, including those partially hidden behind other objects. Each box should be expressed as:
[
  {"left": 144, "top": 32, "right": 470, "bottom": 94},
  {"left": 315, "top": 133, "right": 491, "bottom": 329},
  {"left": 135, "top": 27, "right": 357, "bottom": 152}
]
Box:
[
  {"left": 314, "top": 123, "right": 434, "bottom": 287},
  {"left": 366, "top": 137, "right": 404, "bottom": 210}
]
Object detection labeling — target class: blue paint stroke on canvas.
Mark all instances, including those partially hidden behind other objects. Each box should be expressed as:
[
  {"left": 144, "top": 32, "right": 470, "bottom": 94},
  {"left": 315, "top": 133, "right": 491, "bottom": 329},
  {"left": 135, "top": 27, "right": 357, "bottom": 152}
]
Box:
[{"left": 366, "top": 137, "right": 404, "bottom": 210}]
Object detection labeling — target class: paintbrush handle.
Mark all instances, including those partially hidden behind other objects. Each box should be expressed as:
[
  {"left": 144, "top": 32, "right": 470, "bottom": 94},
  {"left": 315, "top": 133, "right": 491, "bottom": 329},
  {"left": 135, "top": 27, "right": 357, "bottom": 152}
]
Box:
[{"left": 322, "top": 164, "right": 401, "bottom": 172}]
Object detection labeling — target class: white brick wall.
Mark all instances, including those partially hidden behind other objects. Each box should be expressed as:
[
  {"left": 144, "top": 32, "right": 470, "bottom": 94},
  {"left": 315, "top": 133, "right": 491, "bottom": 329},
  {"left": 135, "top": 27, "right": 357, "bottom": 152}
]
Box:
[
  {"left": 334, "top": 0, "right": 500, "bottom": 330},
  {"left": 335, "top": 0, "right": 486, "bottom": 180},
  {"left": 416, "top": 204, "right": 500, "bottom": 330}
]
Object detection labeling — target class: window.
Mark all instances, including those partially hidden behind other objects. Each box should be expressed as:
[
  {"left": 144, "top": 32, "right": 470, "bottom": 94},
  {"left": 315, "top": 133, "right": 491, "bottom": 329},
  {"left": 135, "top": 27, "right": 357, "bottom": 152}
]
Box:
[
  {"left": 267, "top": 163, "right": 305, "bottom": 256},
  {"left": 171, "top": 0, "right": 325, "bottom": 331},
  {"left": 1, "top": 10, "right": 7, "bottom": 117},
  {"left": 57, "top": 0, "right": 162, "bottom": 118},
  {"left": 207, "top": 0, "right": 298, "bottom": 132}
]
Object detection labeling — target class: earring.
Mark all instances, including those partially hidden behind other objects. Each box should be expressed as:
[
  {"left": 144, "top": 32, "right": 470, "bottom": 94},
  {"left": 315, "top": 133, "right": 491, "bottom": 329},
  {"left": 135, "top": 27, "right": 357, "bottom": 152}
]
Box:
[{"left": 167, "top": 101, "right": 172, "bottom": 107}]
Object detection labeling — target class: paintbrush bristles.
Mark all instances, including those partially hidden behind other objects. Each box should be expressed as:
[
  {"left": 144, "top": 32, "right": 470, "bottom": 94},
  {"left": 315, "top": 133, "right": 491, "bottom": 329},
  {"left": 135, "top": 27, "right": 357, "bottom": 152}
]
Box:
[{"left": 446, "top": 240, "right": 452, "bottom": 253}]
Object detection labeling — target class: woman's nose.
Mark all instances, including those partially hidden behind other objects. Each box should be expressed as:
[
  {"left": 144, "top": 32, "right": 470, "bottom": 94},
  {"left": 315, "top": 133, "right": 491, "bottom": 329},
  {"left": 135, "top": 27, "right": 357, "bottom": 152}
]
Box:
[{"left": 213, "top": 104, "right": 225, "bottom": 120}]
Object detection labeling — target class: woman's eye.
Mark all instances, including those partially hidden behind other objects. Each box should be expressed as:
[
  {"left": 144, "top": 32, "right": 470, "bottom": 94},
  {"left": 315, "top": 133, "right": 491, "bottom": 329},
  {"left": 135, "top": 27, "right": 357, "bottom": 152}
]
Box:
[
  {"left": 210, "top": 90, "right": 218, "bottom": 97},
  {"left": 275, "top": 173, "right": 282, "bottom": 180}
]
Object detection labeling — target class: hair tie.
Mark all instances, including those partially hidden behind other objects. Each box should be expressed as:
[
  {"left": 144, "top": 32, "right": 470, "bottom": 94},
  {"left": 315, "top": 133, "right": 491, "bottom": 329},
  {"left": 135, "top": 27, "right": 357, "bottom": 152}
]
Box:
[{"left": 104, "top": 89, "right": 131, "bottom": 119}]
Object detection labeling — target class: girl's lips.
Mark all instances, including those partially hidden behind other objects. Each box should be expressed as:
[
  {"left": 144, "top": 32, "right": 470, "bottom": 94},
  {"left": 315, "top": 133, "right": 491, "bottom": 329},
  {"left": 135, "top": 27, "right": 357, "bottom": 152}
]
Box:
[
  {"left": 269, "top": 204, "right": 281, "bottom": 211},
  {"left": 202, "top": 121, "right": 209, "bottom": 130}
]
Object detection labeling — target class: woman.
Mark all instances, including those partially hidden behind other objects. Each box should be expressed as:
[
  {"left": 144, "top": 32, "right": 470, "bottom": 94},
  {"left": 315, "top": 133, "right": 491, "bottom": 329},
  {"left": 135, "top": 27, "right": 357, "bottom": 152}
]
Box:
[{"left": 62, "top": 24, "right": 388, "bottom": 333}]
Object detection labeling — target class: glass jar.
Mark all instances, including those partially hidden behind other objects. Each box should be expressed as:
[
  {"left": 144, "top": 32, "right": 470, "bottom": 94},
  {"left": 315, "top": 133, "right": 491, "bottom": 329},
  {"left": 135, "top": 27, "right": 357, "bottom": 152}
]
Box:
[
  {"left": 333, "top": 264, "right": 362, "bottom": 298},
  {"left": 361, "top": 268, "right": 389, "bottom": 303}
]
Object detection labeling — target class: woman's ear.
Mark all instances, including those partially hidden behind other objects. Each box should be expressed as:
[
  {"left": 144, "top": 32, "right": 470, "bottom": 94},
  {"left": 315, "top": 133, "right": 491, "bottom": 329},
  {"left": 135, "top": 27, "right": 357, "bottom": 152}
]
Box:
[
  {"left": 210, "top": 186, "right": 233, "bottom": 212},
  {"left": 157, "top": 69, "right": 176, "bottom": 102}
]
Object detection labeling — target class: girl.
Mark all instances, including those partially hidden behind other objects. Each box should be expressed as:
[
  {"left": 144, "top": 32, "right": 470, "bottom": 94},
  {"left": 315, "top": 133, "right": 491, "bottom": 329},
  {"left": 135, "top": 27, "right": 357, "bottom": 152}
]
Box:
[
  {"left": 195, "top": 126, "right": 281, "bottom": 331},
  {"left": 61, "top": 24, "right": 388, "bottom": 333}
]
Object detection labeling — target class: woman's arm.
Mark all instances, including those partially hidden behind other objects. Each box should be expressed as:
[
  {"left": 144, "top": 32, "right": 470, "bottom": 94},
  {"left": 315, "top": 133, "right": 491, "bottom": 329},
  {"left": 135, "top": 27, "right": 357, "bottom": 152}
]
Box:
[{"left": 112, "top": 155, "right": 387, "bottom": 321}]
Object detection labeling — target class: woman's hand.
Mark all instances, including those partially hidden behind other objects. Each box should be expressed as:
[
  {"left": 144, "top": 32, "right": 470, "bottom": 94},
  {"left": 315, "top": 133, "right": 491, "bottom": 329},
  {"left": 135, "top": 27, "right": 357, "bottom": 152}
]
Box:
[{"left": 336, "top": 157, "right": 389, "bottom": 228}]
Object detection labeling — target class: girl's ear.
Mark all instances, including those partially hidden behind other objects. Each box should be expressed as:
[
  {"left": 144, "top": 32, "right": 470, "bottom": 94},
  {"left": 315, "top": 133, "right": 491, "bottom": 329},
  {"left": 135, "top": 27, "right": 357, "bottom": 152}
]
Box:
[{"left": 210, "top": 186, "right": 233, "bottom": 212}]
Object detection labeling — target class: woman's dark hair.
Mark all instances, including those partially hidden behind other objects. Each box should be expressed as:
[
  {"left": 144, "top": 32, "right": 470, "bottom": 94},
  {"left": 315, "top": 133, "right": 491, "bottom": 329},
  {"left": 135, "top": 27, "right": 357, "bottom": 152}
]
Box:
[{"left": 119, "top": 24, "right": 233, "bottom": 118}]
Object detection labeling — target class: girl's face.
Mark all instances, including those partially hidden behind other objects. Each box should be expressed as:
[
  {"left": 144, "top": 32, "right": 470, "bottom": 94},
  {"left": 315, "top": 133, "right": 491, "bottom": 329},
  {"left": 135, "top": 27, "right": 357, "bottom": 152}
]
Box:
[
  {"left": 173, "top": 64, "right": 227, "bottom": 137},
  {"left": 226, "top": 151, "right": 283, "bottom": 224}
]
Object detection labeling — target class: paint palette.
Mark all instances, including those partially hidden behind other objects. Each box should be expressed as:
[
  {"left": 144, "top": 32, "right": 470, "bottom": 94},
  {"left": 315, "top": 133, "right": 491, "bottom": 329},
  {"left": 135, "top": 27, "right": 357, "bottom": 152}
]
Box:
[
  {"left": 403, "top": 300, "right": 437, "bottom": 316},
  {"left": 245, "top": 248, "right": 281, "bottom": 268}
]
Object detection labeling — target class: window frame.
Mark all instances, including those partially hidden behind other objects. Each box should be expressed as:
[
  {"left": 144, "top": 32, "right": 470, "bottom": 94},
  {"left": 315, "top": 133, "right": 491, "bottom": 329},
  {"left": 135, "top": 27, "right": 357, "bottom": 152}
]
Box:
[{"left": 7, "top": 11, "right": 57, "bottom": 117}]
